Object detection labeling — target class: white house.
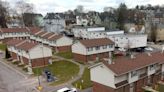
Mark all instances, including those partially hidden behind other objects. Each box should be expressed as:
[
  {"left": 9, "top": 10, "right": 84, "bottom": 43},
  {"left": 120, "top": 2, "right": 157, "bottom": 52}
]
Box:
[
  {"left": 107, "top": 34, "right": 147, "bottom": 49},
  {"left": 72, "top": 26, "right": 105, "bottom": 38},
  {"left": 43, "top": 13, "right": 65, "bottom": 33},
  {"left": 72, "top": 38, "right": 114, "bottom": 63},
  {"left": 90, "top": 52, "right": 164, "bottom": 92}
]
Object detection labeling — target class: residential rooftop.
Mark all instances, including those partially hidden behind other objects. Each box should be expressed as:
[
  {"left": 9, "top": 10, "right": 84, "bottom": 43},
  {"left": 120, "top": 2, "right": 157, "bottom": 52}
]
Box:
[
  {"left": 79, "top": 38, "right": 114, "bottom": 48},
  {"left": 102, "top": 52, "right": 164, "bottom": 76}
]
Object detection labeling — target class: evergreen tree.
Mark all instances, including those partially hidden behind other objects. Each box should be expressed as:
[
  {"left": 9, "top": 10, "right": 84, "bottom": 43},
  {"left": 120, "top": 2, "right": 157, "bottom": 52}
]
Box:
[
  {"left": 117, "top": 3, "right": 127, "bottom": 30},
  {"left": 5, "top": 48, "right": 11, "bottom": 59}
]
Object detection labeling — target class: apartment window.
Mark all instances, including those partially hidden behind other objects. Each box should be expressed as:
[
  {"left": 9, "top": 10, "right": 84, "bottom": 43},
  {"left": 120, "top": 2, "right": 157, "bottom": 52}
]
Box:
[
  {"left": 109, "top": 44, "right": 113, "bottom": 48},
  {"left": 131, "top": 70, "right": 137, "bottom": 77},
  {"left": 150, "top": 64, "right": 155, "bottom": 70},
  {"left": 87, "top": 47, "right": 93, "bottom": 52},
  {"left": 95, "top": 46, "right": 100, "bottom": 50},
  {"left": 102, "top": 45, "right": 107, "bottom": 49}
]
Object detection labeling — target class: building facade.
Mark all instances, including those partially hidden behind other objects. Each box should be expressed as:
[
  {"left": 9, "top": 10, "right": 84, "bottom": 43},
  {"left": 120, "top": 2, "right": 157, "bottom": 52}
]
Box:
[
  {"left": 90, "top": 52, "right": 164, "bottom": 92},
  {"left": 72, "top": 38, "right": 114, "bottom": 63},
  {"left": 6, "top": 39, "right": 52, "bottom": 74}
]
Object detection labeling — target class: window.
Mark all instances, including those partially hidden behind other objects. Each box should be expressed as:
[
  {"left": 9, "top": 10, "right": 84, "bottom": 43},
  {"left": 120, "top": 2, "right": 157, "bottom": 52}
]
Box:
[
  {"left": 87, "top": 47, "right": 93, "bottom": 51},
  {"left": 95, "top": 46, "right": 100, "bottom": 50},
  {"left": 150, "top": 64, "right": 155, "bottom": 70},
  {"left": 102, "top": 45, "right": 107, "bottom": 49},
  {"left": 131, "top": 71, "right": 137, "bottom": 77},
  {"left": 109, "top": 45, "right": 113, "bottom": 48}
]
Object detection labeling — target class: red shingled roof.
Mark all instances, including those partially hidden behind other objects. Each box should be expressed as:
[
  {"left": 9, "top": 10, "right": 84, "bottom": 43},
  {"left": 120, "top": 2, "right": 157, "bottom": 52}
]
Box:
[
  {"left": 79, "top": 38, "right": 114, "bottom": 47},
  {"left": 0, "top": 28, "right": 29, "bottom": 33},
  {"left": 48, "top": 35, "right": 63, "bottom": 41},
  {"left": 42, "top": 32, "right": 55, "bottom": 39},
  {"left": 103, "top": 52, "right": 164, "bottom": 76},
  {"left": 35, "top": 31, "right": 47, "bottom": 37},
  {"left": 6, "top": 39, "right": 25, "bottom": 46},
  {"left": 28, "top": 27, "right": 41, "bottom": 35},
  {"left": 16, "top": 41, "right": 38, "bottom": 51}
]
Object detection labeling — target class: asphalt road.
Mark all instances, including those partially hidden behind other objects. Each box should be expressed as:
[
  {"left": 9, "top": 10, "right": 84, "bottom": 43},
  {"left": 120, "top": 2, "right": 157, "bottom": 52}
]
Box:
[{"left": 0, "top": 60, "right": 39, "bottom": 92}]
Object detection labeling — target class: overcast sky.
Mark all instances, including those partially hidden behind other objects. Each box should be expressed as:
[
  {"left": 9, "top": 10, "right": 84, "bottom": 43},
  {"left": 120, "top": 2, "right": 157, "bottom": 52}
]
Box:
[{"left": 2, "top": 0, "right": 164, "bottom": 15}]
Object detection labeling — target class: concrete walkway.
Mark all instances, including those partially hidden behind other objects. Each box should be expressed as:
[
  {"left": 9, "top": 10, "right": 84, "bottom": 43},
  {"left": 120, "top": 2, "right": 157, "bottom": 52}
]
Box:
[{"left": 52, "top": 55, "right": 86, "bottom": 84}]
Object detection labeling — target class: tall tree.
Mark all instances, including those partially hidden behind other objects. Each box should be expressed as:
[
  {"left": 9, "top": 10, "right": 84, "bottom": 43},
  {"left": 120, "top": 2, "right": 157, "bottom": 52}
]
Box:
[
  {"left": 0, "top": 0, "right": 9, "bottom": 28},
  {"left": 15, "top": 1, "right": 34, "bottom": 27},
  {"left": 151, "top": 24, "right": 157, "bottom": 42},
  {"left": 117, "top": 3, "right": 127, "bottom": 30}
]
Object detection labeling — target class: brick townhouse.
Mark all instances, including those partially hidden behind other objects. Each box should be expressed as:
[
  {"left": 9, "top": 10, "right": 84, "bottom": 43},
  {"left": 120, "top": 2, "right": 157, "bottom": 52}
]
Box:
[
  {"left": 0, "top": 28, "right": 30, "bottom": 42},
  {"left": 0, "top": 27, "right": 73, "bottom": 52},
  {"left": 90, "top": 52, "right": 164, "bottom": 92},
  {"left": 29, "top": 27, "right": 73, "bottom": 52},
  {"left": 6, "top": 39, "right": 52, "bottom": 68},
  {"left": 72, "top": 38, "right": 114, "bottom": 63}
]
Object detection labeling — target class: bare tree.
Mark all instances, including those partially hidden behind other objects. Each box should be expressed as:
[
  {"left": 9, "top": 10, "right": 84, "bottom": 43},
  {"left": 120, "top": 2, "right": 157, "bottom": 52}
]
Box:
[
  {"left": 15, "top": 0, "right": 34, "bottom": 27},
  {"left": 0, "top": 0, "right": 9, "bottom": 28}
]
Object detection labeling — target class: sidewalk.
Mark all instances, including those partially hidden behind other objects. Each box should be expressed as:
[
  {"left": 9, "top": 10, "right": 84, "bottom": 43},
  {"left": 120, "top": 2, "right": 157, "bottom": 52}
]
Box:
[{"left": 0, "top": 53, "right": 31, "bottom": 78}]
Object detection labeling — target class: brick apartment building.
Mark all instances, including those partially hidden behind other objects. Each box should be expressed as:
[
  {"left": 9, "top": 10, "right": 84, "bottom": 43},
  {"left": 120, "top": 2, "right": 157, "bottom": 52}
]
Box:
[
  {"left": 0, "top": 27, "right": 73, "bottom": 52},
  {"left": 29, "top": 27, "right": 73, "bottom": 52},
  {"left": 72, "top": 38, "right": 114, "bottom": 63},
  {"left": 90, "top": 52, "right": 164, "bottom": 92},
  {"left": 6, "top": 39, "right": 52, "bottom": 68},
  {"left": 0, "top": 28, "right": 30, "bottom": 42}
]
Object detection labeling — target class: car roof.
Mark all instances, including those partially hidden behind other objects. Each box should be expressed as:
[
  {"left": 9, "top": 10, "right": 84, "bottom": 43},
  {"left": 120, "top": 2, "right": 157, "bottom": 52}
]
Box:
[{"left": 57, "top": 87, "right": 70, "bottom": 92}]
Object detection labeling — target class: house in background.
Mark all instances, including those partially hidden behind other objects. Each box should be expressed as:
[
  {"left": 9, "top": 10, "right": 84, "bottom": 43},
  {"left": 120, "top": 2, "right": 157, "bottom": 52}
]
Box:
[
  {"left": 107, "top": 34, "right": 147, "bottom": 49},
  {"left": 43, "top": 13, "right": 65, "bottom": 33},
  {"left": 6, "top": 39, "right": 52, "bottom": 74},
  {"left": 72, "top": 26, "right": 105, "bottom": 39},
  {"left": 90, "top": 52, "right": 164, "bottom": 92},
  {"left": 72, "top": 38, "right": 114, "bottom": 63}
]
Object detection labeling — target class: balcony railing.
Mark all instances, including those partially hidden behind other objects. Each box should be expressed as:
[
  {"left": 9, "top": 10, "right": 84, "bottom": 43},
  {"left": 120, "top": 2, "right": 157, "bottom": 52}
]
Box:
[
  {"left": 155, "top": 69, "right": 161, "bottom": 75},
  {"left": 115, "top": 80, "right": 128, "bottom": 87},
  {"left": 139, "top": 73, "right": 147, "bottom": 78}
]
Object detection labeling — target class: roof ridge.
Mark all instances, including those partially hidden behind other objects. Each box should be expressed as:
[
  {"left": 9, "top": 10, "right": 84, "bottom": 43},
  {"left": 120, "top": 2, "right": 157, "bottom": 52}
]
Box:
[
  {"left": 48, "top": 34, "right": 56, "bottom": 39},
  {"left": 16, "top": 40, "right": 27, "bottom": 46}
]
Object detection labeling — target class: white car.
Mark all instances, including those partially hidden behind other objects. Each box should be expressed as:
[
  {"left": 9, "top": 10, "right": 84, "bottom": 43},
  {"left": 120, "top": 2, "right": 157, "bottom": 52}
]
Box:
[
  {"left": 118, "top": 48, "right": 126, "bottom": 52},
  {"left": 57, "top": 87, "right": 77, "bottom": 92},
  {"left": 145, "top": 47, "right": 153, "bottom": 51}
]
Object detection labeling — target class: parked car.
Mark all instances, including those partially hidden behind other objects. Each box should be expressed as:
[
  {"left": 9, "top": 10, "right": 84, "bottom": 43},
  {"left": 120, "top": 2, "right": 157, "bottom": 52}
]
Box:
[
  {"left": 118, "top": 48, "right": 126, "bottom": 52},
  {"left": 144, "top": 47, "right": 153, "bottom": 51},
  {"left": 43, "top": 69, "right": 55, "bottom": 82},
  {"left": 57, "top": 87, "right": 77, "bottom": 92}
]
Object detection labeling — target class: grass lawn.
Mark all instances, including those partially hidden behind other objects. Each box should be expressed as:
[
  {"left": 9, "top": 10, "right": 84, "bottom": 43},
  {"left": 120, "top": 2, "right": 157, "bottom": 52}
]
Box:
[
  {"left": 72, "top": 68, "right": 92, "bottom": 90},
  {"left": 33, "top": 60, "right": 79, "bottom": 85},
  {"left": 56, "top": 52, "right": 73, "bottom": 59},
  {"left": 0, "top": 43, "right": 7, "bottom": 51}
]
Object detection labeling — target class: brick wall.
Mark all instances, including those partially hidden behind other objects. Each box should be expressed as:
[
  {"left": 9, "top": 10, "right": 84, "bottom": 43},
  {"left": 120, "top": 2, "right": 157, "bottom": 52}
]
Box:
[
  {"left": 22, "top": 56, "right": 51, "bottom": 67},
  {"left": 11, "top": 52, "right": 17, "bottom": 60},
  {"left": 93, "top": 82, "right": 115, "bottom": 92},
  {"left": 57, "top": 45, "right": 71, "bottom": 52},
  {"left": 73, "top": 52, "right": 110, "bottom": 63},
  {"left": 73, "top": 53, "right": 87, "bottom": 62},
  {"left": 31, "top": 57, "right": 51, "bottom": 67}
]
